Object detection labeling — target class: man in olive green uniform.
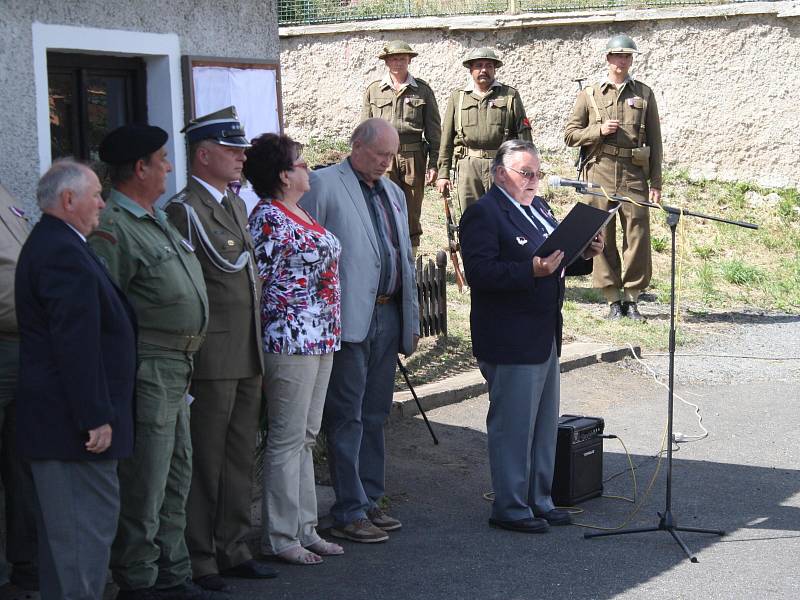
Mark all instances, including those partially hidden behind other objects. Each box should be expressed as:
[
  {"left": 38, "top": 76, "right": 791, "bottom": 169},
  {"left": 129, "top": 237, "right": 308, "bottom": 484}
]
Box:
[
  {"left": 89, "top": 125, "right": 213, "bottom": 599},
  {"left": 0, "top": 183, "right": 38, "bottom": 594},
  {"left": 564, "top": 35, "right": 663, "bottom": 321},
  {"left": 437, "top": 48, "right": 532, "bottom": 214},
  {"left": 362, "top": 40, "right": 441, "bottom": 255},
  {"left": 165, "top": 108, "right": 275, "bottom": 591}
]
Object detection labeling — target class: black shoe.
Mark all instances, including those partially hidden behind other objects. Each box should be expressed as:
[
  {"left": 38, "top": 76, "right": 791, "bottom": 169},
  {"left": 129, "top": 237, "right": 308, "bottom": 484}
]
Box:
[
  {"left": 153, "top": 580, "right": 229, "bottom": 600},
  {"left": 623, "top": 301, "right": 646, "bottom": 322},
  {"left": 116, "top": 589, "right": 158, "bottom": 600},
  {"left": 193, "top": 574, "right": 228, "bottom": 592},
  {"left": 488, "top": 517, "right": 549, "bottom": 533},
  {"left": 606, "top": 301, "right": 623, "bottom": 320},
  {"left": 534, "top": 508, "right": 573, "bottom": 526},
  {"left": 221, "top": 558, "right": 278, "bottom": 579}
]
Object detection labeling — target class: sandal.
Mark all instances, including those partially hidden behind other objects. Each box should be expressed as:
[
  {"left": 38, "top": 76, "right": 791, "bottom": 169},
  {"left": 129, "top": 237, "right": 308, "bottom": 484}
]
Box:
[
  {"left": 277, "top": 545, "right": 323, "bottom": 565},
  {"left": 306, "top": 538, "right": 344, "bottom": 556}
]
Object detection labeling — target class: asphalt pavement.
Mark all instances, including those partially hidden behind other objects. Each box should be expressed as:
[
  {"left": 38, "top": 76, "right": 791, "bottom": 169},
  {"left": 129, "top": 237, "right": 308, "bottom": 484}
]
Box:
[{"left": 231, "top": 316, "right": 800, "bottom": 599}]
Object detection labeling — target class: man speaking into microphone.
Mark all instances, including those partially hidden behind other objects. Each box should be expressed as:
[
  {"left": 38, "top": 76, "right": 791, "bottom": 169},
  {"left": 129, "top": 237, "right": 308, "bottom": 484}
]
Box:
[{"left": 460, "top": 140, "right": 603, "bottom": 533}]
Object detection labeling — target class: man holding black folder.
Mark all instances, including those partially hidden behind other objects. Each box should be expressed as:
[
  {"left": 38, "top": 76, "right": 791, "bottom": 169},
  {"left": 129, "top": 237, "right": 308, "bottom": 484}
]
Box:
[{"left": 459, "top": 140, "right": 604, "bottom": 533}]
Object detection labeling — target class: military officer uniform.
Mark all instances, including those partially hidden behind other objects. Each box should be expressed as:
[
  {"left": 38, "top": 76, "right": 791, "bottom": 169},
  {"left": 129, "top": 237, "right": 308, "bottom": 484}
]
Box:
[
  {"left": 165, "top": 108, "right": 272, "bottom": 587},
  {"left": 89, "top": 126, "right": 209, "bottom": 593},
  {"left": 564, "top": 35, "right": 663, "bottom": 318},
  {"left": 362, "top": 41, "right": 441, "bottom": 251},
  {"left": 438, "top": 48, "right": 532, "bottom": 213}
]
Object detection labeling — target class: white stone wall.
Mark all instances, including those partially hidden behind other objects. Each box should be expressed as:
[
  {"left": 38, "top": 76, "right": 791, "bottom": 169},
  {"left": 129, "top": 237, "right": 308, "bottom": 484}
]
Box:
[
  {"left": 280, "top": 2, "right": 800, "bottom": 188},
  {"left": 0, "top": 0, "right": 279, "bottom": 205}
]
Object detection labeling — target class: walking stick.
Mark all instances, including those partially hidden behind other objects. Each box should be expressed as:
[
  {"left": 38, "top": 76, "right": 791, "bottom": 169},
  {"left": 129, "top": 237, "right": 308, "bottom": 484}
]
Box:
[{"left": 397, "top": 358, "right": 439, "bottom": 445}]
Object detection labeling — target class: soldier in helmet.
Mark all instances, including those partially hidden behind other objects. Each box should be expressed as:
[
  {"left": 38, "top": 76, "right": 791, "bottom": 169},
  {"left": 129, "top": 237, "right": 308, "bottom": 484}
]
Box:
[
  {"left": 437, "top": 47, "right": 532, "bottom": 214},
  {"left": 564, "top": 34, "right": 663, "bottom": 321},
  {"left": 362, "top": 40, "right": 441, "bottom": 256}
]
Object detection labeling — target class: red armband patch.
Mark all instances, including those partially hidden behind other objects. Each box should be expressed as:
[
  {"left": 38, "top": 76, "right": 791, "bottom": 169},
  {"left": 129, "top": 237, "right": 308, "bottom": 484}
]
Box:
[
  {"left": 522, "top": 118, "right": 531, "bottom": 128},
  {"left": 91, "top": 230, "right": 117, "bottom": 245}
]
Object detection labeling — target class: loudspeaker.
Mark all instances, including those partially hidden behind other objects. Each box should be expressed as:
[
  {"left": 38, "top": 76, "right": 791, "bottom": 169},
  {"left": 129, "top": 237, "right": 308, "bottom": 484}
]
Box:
[{"left": 552, "top": 414, "right": 604, "bottom": 506}]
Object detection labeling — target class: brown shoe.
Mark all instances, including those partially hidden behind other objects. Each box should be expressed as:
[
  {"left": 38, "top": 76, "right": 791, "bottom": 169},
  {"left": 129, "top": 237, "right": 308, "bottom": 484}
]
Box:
[
  {"left": 367, "top": 506, "right": 402, "bottom": 531},
  {"left": 330, "top": 518, "right": 389, "bottom": 543}
]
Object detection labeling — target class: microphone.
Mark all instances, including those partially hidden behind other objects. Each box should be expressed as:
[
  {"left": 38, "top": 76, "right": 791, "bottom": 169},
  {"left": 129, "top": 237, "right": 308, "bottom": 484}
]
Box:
[{"left": 548, "top": 176, "right": 600, "bottom": 190}]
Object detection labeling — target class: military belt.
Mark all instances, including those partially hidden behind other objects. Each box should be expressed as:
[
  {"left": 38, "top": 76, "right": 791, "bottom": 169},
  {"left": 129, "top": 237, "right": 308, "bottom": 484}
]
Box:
[
  {"left": 139, "top": 329, "right": 205, "bottom": 353},
  {"left": 601, "top": 144, "right": 634, "bottom": 158},
  {"left": 398, "top": 142, "right": 424, "bottom": 152},
  {"left": 464, "top": 148, "right": 498, "bottom": 159}
]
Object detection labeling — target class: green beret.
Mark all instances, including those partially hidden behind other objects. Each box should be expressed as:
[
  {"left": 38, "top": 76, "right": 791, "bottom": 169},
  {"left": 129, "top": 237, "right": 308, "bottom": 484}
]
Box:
[{"left": 99, "top": 124, "right": 168, "bottom": 165}]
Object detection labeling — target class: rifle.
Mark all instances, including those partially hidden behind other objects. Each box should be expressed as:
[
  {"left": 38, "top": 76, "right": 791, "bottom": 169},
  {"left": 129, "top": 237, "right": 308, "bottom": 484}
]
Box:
[
  {"left": 572, "top": 77, "right": 592, "bottom": 179},
  {"left": 441, "top": 186, "right": 466, "bottom": 292}
]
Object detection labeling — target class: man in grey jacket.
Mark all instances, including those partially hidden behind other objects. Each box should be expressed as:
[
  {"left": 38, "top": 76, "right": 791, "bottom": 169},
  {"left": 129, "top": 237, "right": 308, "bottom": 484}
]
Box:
[{"left": 300, "top": 118, "right": 419, "bottom": 544}]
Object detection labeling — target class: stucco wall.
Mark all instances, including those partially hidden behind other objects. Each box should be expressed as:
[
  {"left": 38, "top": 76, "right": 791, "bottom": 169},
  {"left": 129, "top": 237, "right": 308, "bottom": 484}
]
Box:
[
  {"left": 0, "top": 0, "right": 279, "bottom": 206},
  {"left": 279, "top": 2, "right": 800, "bottom": 188}
]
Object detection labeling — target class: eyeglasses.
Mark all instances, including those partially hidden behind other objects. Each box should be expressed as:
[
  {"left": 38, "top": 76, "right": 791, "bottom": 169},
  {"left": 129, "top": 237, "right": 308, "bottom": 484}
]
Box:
[
  {"left": 292, "top": 158, "right": 309, "bottom": 171},
  {"left": 503, "top": 166, "right": 544, "bottom": 181}
]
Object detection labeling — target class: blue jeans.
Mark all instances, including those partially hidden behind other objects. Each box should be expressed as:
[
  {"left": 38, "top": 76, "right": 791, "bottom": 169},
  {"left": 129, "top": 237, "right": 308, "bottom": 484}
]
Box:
[{"left": 324, "top": 301, "right": 400, "bottom": 525}]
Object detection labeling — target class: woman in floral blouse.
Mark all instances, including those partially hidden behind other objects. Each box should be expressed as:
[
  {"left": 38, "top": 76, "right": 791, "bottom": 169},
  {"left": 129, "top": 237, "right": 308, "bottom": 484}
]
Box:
[{"left": 245, "top": 134, "right": 343, "bottom": 565}]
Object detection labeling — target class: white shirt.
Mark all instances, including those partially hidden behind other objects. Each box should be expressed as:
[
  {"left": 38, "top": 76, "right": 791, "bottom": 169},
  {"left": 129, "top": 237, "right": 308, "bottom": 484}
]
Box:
[
  {"left": 192, "top": 175, "right": 225, "bottom": 205},
  {"left": 497, "top": 186, "right": 554, "bottom": 235}
]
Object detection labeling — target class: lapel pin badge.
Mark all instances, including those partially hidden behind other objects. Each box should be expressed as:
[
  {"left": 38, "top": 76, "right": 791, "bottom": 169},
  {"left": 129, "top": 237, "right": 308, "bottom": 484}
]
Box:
[{"left": 516, "top": 236, "right": 528, "bottom": 246}]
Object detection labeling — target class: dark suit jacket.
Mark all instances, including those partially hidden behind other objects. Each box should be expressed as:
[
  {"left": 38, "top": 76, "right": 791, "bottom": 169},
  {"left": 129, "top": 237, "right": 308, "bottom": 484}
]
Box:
[
  {"left": 165, "top": 178, "right": 263, "bottom": 380},
  {"left": 460, "top": 185, "right": 591, "bottom": 365},
  {"left": 15, "top": 214, "right": 137, "bottom": 460}
]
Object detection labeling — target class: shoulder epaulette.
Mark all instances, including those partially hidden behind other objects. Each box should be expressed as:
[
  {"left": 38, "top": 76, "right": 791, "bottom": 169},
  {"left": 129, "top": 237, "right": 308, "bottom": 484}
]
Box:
[{"left": 164, "top": 190, "right": 188, "bottom": 207}]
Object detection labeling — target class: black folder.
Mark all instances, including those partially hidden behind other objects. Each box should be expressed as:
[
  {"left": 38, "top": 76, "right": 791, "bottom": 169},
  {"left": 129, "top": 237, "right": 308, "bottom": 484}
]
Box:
[{"left": 534, "top": 202, "right": 619, "bottom": 267}]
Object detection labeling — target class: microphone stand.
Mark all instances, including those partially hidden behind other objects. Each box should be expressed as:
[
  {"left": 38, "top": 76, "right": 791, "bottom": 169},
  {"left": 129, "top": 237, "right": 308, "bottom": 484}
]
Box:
[{"left": 575, "top": 186, "right": 757, "bottom": 562}]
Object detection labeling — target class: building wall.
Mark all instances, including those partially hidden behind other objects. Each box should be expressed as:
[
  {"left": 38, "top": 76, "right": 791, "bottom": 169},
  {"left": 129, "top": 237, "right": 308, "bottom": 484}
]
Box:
[
  {"left": 0, "top": 0, "right": 279, "bottom": 208},
  {"left": 279, "top": 2, "right": 800, "bottom": 188}
]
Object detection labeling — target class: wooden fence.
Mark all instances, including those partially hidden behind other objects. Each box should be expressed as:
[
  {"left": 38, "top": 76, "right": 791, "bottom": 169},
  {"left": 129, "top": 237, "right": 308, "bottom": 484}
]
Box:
[{"left": 416, "top": 250, "right": 448, "bottom": 338}]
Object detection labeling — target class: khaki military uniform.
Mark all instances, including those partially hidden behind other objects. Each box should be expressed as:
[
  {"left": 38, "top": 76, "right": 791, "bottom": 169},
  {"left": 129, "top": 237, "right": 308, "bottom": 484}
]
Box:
[
  {"left": 564, "top": 78, "right": 662, "bottom": 302},
  {"left": 438, "top": 81, "right": 532, "bottom": 213},
  {"left": 0, "top": 184, "right": 38, "bottom": 588},
  {"left": 165, "top": 177, "right": 263, "bottom": 578},
  {"left": 362, "top": 73, "right": 441, "bottom": 247},
  {"left": 89, "top": 189, "right": 208, "bottom": 591}
]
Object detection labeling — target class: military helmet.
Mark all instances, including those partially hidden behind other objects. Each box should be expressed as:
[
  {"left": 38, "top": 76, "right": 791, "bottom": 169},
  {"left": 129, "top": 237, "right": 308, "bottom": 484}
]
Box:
[
  {"left": 605, "top": 35, "right": 640, "bottom": 55},
  {"left": 378, "top": 40, "right": 418, "bottom": 59},
  {"left": 462, "top": 47, "right": 503, "bottom": 68}
]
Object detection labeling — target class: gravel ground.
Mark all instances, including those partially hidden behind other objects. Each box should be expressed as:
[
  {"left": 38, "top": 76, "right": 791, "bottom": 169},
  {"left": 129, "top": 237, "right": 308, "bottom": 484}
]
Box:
[{"left": 623, "top": 311, "right": 800, "bottom": 385}]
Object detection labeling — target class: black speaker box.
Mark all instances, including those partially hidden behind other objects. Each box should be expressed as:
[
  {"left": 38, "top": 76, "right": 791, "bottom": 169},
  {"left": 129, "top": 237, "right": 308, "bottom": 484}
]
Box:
[{"left": 552, "top": 414, "right": 604, "bottom": 506}]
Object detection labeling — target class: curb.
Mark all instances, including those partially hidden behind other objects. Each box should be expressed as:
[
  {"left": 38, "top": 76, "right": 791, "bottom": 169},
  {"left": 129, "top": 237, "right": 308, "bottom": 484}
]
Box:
[{"left": 391, "top": 343, "right": 637, "bottom": 418}]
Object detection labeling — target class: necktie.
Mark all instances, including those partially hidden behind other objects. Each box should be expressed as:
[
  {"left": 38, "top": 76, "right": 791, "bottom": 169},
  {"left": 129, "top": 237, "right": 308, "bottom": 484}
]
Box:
[
  {"left": 221, "top": 192, "right": 238, "bottom": 221},
  {"left": 521, "top": 204, "right": 549, "bottom": 237}
]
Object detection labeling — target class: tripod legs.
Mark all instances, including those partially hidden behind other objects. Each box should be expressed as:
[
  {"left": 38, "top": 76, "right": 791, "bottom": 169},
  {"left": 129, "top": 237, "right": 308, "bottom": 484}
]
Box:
[{"left": 585, "top": 510, "right": 724, "bottom": 562}]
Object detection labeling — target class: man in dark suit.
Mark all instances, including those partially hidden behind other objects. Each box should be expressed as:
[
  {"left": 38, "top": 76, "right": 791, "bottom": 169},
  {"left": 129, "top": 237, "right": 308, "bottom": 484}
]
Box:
[
  {"left": 166, "top": 107, "right": 273, "bottom": 590},
  {"left": 15, "top": 159, "right": 137, "bottom": 596},
  {"left": 459, "top": 140, "right": 604, "bottom": 533}
]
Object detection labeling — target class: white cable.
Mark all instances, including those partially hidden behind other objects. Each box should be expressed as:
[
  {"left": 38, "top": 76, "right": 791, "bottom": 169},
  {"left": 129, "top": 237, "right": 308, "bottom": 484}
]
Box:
[
  {"left": 626, "top": 343, "right": 709, "bottom": 442},
  {"left": 645, "top": 352, "right": 799, "bottom": 361}
]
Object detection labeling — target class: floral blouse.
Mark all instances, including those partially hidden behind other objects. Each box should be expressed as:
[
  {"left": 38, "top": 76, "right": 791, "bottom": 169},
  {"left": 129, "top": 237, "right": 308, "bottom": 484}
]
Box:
[{"left": 248, "top": 199, "right": 341, "bottom": 355}]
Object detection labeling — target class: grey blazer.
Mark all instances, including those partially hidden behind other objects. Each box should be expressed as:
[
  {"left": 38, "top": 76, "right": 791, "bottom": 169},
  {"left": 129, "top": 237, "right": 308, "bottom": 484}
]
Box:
[{"left": 300, "top": 160, "right": 419, "bottom": 356}]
